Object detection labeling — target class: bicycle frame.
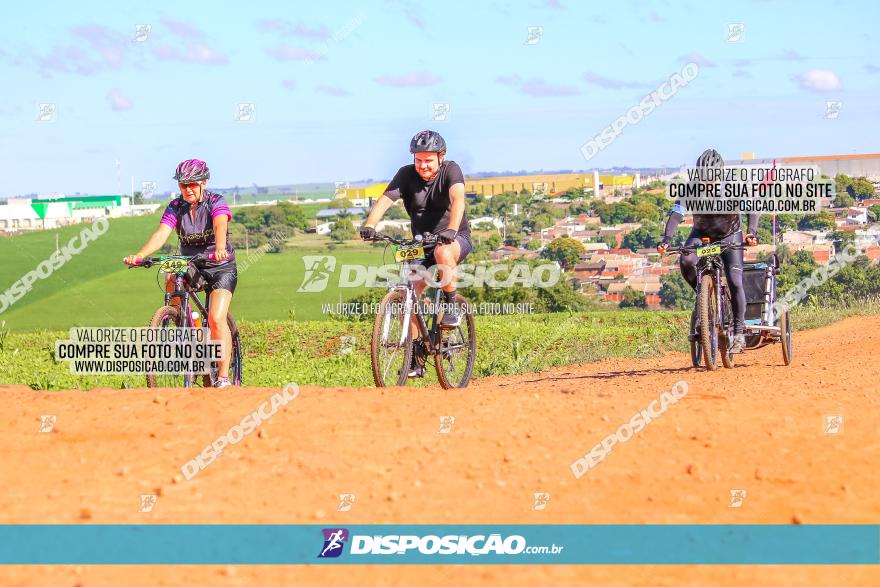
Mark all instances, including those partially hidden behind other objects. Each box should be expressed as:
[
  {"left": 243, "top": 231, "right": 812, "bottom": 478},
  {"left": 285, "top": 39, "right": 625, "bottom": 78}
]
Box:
[
  {"left": 694, "top": 254, "right": 731, "bottom": 340},
  {"left": 669, "top": 241, "right": 744, "bottom": 344},
  {"left": 164, "top": 271, "right": 210, "bottom": 328},
  {"left": 386, "top": 260, "right": 445, "bottom": 355}
]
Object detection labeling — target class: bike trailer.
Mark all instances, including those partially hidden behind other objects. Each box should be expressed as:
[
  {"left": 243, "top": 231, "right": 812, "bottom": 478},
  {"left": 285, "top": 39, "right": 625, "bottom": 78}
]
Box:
[{"left": 743, "top": 254, "right": 779, "bottom": 325}]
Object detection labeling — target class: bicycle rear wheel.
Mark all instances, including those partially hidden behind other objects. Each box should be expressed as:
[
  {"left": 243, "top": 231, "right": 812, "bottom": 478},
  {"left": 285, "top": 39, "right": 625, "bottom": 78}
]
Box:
[
  {"left": 779, "top": 309, "right": 793, "bottom": 365},
  {"left": 434, "top": 294, "right": 476, "bottom": 389},
  {"left": 699, "top": 276, "right": 720, "bottom": 371},
  {"left": 201, "top": 313, "right": 243, "bottom": 387},
  {"left": 720, "top": 290, "right": 734, "bottom": 369},
  {"left": 371, "top": 289, "right": 413, "bottom": 387},
  {"left": 689, "top": 308, "right": 702, "bottom": 368},
  {"left": 146, "top": 305, "right": 190, "bottom": 388}
]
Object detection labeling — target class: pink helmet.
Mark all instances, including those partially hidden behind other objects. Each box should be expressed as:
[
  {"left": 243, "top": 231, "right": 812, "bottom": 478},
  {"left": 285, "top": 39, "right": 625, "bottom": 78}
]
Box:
[{"left": 173, "top": 159, "right": 210, "bottom": 183}]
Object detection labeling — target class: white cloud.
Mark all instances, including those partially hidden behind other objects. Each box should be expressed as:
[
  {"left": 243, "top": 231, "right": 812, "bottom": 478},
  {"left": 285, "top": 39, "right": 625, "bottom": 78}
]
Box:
[{"left": 793, "top": 69, "right": 842, "bottom": 92}]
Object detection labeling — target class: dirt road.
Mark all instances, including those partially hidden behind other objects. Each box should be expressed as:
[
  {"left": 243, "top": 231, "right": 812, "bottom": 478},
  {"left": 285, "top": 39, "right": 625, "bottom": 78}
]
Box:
[{"left": 1, "top": 316, "right": 878, "bottom": 586}]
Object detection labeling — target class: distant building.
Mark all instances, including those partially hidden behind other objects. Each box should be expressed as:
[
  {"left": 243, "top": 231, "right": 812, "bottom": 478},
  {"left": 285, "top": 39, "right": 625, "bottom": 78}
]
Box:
[
  {"left": 469, "top": 216, "right": 505, "bottom": 230},
  {"left": 726, "top": 153, "right": 880, "bottom": 179},
  {"left": 847, "top": 207, "right": 868, "bottom": 225},
  {"left": 488, "top": 245, "right": 538, "bottom": 261},
  {"left": 307, "top": 221, "right": 333, "bottom": 235},
  {"left": 463, "top": 172, "right": 636, "bottom": 198},
  {"left": 0, "top": 195, "right": 153, "bottom": 232}
]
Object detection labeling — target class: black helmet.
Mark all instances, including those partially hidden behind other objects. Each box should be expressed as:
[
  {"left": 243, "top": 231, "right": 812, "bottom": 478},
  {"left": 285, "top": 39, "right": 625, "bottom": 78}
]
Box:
[
  {"left": 409, "top": 130, "right": 446, "bottom": 154},
  {"left": 696, "top": 148, "right": 723, "bottom": 168}
]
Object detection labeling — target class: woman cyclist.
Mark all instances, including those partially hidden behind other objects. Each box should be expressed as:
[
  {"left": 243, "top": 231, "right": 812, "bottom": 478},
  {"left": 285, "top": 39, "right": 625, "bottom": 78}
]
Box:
[{"left": 123, "top": 159, "right": 238, "bottom": 388}]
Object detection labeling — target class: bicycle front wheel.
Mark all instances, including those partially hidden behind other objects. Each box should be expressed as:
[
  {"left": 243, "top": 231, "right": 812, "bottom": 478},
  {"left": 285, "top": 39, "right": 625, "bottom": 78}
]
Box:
[
  {"left": 699, "top": 276, "right": 720, "bottom": 371},
  {"left": 371, "top": 289, "right": 413, "bottom": 387},
  {"left": 434, "top": 294, "right": 476, "bottom": 389},
  {"left": 146, "top": 305, "right": 191, "bottom": 388}
]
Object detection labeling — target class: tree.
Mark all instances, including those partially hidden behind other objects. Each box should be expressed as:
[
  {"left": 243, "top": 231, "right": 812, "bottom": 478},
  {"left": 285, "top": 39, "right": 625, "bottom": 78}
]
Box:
[
  {"left": 622, "top": 223, "right": 662, "bottom": 251},
  {"left": 133, "top": 191, "right": 144, "bottom": 205},
  {"left": 850, "top": 177, "right": 875, "bottom": 200},
  {"left": 277, "top": 201, "right": 309, "bottom": 231},
  {"left": 525, "top": 239, "right": 543, "bottom": 251},
  {"left": 659, "top": 272, "right": 696, "bottom": 310},
  {"left": 798, "top": 210, "right": 836, "bottom": 231},
  {"left": 632, "top": 201, "right": 661, "bottom": 223},
  {"left": 599, "top": 235, "right": 618, "bottom": 249},
  {"left": 540, "top": 236, "right": 585, "bottom": 270},
  {"left": 486, "top": 233, "right": 502, "bottom": 251},
  {"left": 833, "top": 190, "right": 855, "bottom": 209},
  {"left": 385, "top": 203, "right": 408, "bottom": 220},
  {"left": 828, "top": 229, "right": 856, "bottom": 253},
  {"left": 608, "top": 202, "right": 635, "bottom": 225},
  {"left": 618, "top": 286, "right": 648, "bottom": 309},
  {"left": 329, "top": 218, "right": 357, "bottom": 242},
  {"left": 868, "top": 205, "right": 880, "bottom": 223}
]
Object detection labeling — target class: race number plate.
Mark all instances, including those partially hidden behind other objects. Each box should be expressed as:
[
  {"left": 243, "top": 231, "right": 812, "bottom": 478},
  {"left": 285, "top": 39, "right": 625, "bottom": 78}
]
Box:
[
  {"left": 696, "top": 243, "right": 722, "bottom": 258},
  {"left": 393, "top": 244, "right": 425, "bottom": 262},
  {"left": 159, "top": 258, "right": 189, "bottom": 273}
]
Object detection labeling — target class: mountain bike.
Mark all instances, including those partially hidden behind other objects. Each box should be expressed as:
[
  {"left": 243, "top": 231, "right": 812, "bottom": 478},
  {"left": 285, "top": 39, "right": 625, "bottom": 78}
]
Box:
[
  {"left": 666, "top": 240, "right": 744, "bottom": 371},
  {"left": 366, "top": 232, "right": 476, "bottom": 389},
  {"left": 128, "top": 254, "right": 243, "bottom": 388}
]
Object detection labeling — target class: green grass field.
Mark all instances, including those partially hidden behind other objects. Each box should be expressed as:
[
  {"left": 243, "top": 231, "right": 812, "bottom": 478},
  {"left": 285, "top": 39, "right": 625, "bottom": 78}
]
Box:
[
  {"left": 0, "top": 306, "right": 871, "bottom": 390},
  {"left": 0, "top": 211, "right": 385, "bottom": 331},
  {"left": 0, "top": 311, "right": 690, "bottom": 389}
]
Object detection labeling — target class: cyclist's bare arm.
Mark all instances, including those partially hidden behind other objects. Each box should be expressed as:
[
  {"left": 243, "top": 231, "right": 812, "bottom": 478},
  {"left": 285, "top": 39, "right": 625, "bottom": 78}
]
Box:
[
  {"left": 124, "top": 224, "right": 173, "bottom": 265},
  {"left": 213, "top": 214, "right": 229, "bottom": 261},
  {"left": 363, "top": 194, "right": 396, "bottom": 227},
  {"left": 447, "top": 182, "right": 465, "bottom": 232}
]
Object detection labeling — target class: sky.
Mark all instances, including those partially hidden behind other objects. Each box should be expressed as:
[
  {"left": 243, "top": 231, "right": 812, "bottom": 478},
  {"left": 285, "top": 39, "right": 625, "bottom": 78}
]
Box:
[{"left": 0, "top": 0, "right": 877, "bottom": 197}]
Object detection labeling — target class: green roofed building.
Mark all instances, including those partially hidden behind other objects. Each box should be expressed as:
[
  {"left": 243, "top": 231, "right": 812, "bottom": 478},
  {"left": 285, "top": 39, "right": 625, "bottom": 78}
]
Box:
[{"left": 0, "top": 194, "right": 153, "bottom": 232}]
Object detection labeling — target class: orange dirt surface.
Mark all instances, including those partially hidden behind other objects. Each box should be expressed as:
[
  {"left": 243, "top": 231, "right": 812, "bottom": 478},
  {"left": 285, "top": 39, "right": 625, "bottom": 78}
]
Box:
[{"left": 1, "top": 316, "right": 878, "bottom": 586}]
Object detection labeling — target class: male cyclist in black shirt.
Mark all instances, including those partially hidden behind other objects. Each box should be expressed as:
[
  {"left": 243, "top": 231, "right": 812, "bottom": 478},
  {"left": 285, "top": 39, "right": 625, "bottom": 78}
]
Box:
[
  {"left": 657, "top": 148, "right": 759, "bottom": 354},
  {"left": 360, "top": 130, "right": 473, "bottom": 376}
]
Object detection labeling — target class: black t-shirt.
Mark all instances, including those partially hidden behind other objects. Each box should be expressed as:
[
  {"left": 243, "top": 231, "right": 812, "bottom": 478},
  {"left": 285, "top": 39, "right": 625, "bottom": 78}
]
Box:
[{"left": 383, "top": 160, "right": 470, "bottom": 237}]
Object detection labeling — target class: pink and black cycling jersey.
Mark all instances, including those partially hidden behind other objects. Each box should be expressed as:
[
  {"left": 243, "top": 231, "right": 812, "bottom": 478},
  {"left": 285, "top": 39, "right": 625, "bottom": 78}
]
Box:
[{"left": 160, "top": 192, "right": 236, "bottom": 265}]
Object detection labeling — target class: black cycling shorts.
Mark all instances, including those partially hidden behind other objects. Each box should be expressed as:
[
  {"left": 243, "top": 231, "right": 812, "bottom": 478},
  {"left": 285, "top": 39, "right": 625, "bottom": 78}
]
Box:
[
  {"left": 421, "top": 232, "right": 473, "bottom": 269},
  {"left": 185, "top": 262, "right": 238, "bottom": 295}
]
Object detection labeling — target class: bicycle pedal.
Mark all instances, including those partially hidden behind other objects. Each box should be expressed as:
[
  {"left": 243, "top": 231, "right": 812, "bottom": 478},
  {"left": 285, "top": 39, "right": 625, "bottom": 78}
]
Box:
[{"left": 406, "top": 367, "right": 426, "bottom": 378}]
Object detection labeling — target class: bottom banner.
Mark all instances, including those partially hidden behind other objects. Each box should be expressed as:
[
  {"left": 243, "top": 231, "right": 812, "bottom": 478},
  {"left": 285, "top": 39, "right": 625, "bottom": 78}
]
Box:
[{"left": 0, "top": 525, "right": 877, "bottom": 564}]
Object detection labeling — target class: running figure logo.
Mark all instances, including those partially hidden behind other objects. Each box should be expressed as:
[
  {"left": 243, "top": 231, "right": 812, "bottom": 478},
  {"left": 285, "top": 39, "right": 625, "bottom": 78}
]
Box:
[
  {"left": 438, "top": 416, "right": 455, "bottom": 434},
  {"left": 824, "top": 415, "right": 843, "bottom": 434},
  {"left": 337, "top": 493, "right": 356, "bottom": 512},
  {"left": 39, "top": 415, "right": 56, "bottom": 433},
  {"left": 139, "top": 494, "right": 157, "bottom": 513},
  {"left": 298, "top": 256, "right": 337, "bottom": 293},
  {"left": 318, "top": 528, "right": 349, "bottom": 558},
  {"left": 728, "top": 489, "right": 747, "bottom": 508},
  {"left": 533, "top": 492, "right": 551, "bottom": 511}
]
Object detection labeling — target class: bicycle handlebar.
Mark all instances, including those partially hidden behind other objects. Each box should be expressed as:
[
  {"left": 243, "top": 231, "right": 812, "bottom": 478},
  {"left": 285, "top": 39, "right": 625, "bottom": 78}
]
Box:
[
  {"left": 367, "top": 232, "right": 440, "bottom": 246},
  {"left": 664, "top": 242, "right": 747, "bottom": 256},
  {"left": 126, "top": 253, "right": 216, "bottom": 268}
]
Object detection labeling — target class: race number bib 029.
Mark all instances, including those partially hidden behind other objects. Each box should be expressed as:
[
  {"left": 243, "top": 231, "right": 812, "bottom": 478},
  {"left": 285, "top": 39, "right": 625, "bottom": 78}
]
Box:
[
  {"left": 392, "top": 244, "right": 425, "bottom": 262},
  {"left": 696, "top": 243, "right": 722, "bottom": 258}
]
